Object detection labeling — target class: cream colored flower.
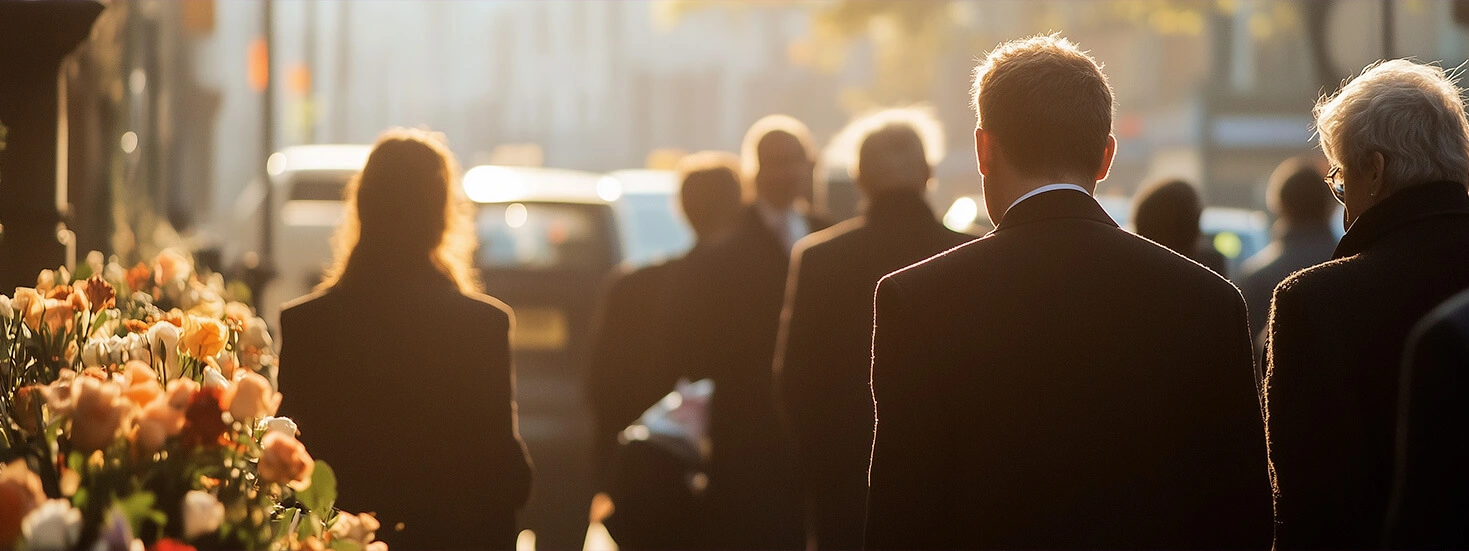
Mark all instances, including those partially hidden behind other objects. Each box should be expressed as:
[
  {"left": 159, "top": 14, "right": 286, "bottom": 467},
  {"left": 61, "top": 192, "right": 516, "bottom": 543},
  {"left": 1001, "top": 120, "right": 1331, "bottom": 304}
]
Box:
[
  {"left": 68, "top": 377, "right": 134, "bottom": 453},
  {"left": 35, "top": 270, "right": 55, "bottom": 293},
  {"left": 19, "top": 499, "right": 81, "bottom": 550},
  {"left": 202, "top": 367, "right": 230, "bottom": 392},
  {"left": 153, "top": 249, "right": 191, "bottom": 287},
  {"left": 226, "top": 371, "right": 280, "bottom": 422},
  {"left": 11, "top": 288, "right": 44, "bottom": 331},
  {"left": 181, "top": 491, "right": 224, "bottom": 539},
  {"left": 0, "top": 295, "right": 12, "bottom": 321},
  {"left": 181, "top": 317, "right": 227, "bottom": 359},
  {"left": 257, "top": 432, "right": 313, "bottom": 490},
  {"left": 147, "top": 322, "right": 181, "bottom": 380},
  {"left": 258, "top": 416, "right": 298, "bottom": 437},
  {"left": 329, "top": 512, "right": 381, "bottom": 545}
]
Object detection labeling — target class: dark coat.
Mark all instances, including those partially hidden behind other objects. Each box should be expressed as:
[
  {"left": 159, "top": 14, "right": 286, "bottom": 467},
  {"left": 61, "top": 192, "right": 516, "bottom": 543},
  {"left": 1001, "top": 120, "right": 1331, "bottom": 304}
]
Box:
[
  {"left": 279, "top": 265, "right": 533, "bottom": 550},
  {"left": 1387, "top": 286, "right": 1469, "bottom": 549},
  {"left": 1264, "top": 180, "right": 1469, "bottom": 549},
  {"left": 774, "top": 193, "right": 972, "bottom": 550},
  {"left": 586, "top": 258, "right": 683, "bottom": 481},
  {"left": 1237, "top": 223, "right": 1339, "bottom": 337},
  {"left": 664, "top": 205, "right": 828, "bottom": 550},
  {"left": 865, "top": 189, "right": 1272, "bottom": 550}
]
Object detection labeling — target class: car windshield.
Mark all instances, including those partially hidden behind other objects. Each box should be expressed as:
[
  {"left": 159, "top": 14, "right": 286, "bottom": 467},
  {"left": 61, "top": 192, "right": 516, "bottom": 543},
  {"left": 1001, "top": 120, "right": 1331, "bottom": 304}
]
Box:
[
  {"left": 616, "top": 193, "right": 692, "bottom": 267},
  {"left": 476, "top": 202, "right": 616, "bottom": 270},
  {"left": 286, "top": 171, "right": 354, "bottom": 201}
]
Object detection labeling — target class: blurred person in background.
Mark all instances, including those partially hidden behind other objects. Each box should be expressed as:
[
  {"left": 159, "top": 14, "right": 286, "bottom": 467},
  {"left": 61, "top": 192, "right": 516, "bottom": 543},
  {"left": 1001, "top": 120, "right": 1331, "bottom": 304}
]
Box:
[
  {"left": 279, "top": 128, "right": 532, "bottom": 550},
  {"left": 663, "top": 115, "right": 830, "bottom": 550},
  {"left": 586, "top": 151, "right": 743, "bottom": 479},
  {"left": 1263, "top": 59, "right": 1469, "bottom": 549},
  {"left": 584, "top": 152, "right": 744, "bottom": 542},
  {"left": 1132, "top": 178, "right": 1229, "bottom": 276},
  {"left": 1387, "top": 285, "right": 1469, "bottom": 548},
  {"left": 865, "top": 35, "right": 1271, "bottom": 550},
  {"left": 1237, "top": 157, "right": 1338, "bottom": 340},
  {"left": 773, "top": 107, "right": 972, "bottom": 550}
]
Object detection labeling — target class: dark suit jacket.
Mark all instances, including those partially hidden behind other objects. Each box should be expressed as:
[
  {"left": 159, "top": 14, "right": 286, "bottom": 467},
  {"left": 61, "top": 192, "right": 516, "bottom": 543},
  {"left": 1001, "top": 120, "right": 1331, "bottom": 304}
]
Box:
[
  {"left": 664, "top": 205, "right": 828, "bottom": 550},
  {"left": 774, "top": 193, "right": 972, "bottom": 550},
  {"left": 279, "top": 266, "right": 533, "bottom": 550},
  {"left": 866, "top": 189, "right": 1272, "bottom": 550},
  {"left": 1387, "top": 286, "right": 1469, "bottom": 549},
  {"left": 586, "top": 258, "right": 683, "bottom": 482},
  {"left": 1264, "top": 180, "right": 1469, "bottom": 550},
  {"left": 1237, "top": 224, "right": 1339, "bottom": 337}
]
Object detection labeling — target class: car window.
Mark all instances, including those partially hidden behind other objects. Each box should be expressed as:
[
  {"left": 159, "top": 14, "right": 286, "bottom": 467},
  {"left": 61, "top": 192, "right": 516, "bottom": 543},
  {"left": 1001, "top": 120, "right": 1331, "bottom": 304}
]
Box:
[
  {"left": 286, "top": 171, "right": 354, "bottom": 201},
  {"left": 476, "top": 202, "right": 617, "bottom": 270},
  {"left": 615, "top": 193, "right": 692, "bottom": 267}
]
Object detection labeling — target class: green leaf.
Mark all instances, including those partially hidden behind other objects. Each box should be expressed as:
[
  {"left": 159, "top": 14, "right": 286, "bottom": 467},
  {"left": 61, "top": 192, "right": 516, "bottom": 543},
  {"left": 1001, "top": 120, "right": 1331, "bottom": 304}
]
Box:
[
  {"left": 88, "top": 309, "right": 112, "bottom": 337},
  {"left": 116, "top": 492, "right": 158, "bottom": 535},
  {"left": 294, "top": 460, "right": 337, "bottom": 515}
]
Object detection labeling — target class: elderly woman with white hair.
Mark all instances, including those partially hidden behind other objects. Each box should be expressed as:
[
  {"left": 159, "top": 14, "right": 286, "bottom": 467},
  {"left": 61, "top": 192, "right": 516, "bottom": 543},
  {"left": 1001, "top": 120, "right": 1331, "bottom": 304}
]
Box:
[{"left": 1263, "top": 59, "right": 1469, "bottom": 549}]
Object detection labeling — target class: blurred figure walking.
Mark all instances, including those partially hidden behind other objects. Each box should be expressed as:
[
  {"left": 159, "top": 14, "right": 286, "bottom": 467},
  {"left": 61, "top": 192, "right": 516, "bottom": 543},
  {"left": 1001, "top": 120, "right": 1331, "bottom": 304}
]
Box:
[
  {"left": 864, "top": 35, "right": 1271, "bottom": 550},
  {"left": 774, "top": 107, "right": 972, "bottom": 550},
  {"left": 1132, "top": 178, "right": 1230, "bottom": 276},
  {"left": 279, "top": 128, "right": 532, "bottom": 550},
  {"left": 1387, "top": 286, "right": 1469, "bottom": 548},
  {"left": 1264, "top": 59, "right": 1469, "bottom": 549},
  {"left": 584, "top": 152, "right": 743, "bottom": 550},
  {"left": 1237, "top": 157, "right": 1338, "bottom": 339},
  {"left": 664, "top": 115, "right": 829, "bottom": 550}
]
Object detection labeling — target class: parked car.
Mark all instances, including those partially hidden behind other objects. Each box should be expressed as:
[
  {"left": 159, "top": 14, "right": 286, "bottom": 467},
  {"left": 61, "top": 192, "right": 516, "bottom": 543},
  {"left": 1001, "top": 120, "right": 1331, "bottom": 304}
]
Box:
[
  {"left": 942, "top": 193, "right": 1270, "bottom": 275},
  {"left": 605, "top": 169, "right": 692, "bottom": 268}
]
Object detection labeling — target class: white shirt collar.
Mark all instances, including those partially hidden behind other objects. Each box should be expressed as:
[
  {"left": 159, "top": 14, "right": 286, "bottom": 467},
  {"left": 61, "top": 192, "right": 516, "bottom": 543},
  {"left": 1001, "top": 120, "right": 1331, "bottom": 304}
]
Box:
[{"left": 1005, "top": 183, "right": 1091, "bottom": 215}]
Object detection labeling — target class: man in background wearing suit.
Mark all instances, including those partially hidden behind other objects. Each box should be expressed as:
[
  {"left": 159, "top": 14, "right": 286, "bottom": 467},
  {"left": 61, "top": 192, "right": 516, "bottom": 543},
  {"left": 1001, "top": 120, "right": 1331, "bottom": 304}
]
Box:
[
  {"left": 775, "top": 107, "right": 972, "bottom": 550},
  {"left": 665, "top": 115, "right": 829, "bottom": 549},
  {"left": 864, "top": 34, "right": 1273, "bottom": 550}
]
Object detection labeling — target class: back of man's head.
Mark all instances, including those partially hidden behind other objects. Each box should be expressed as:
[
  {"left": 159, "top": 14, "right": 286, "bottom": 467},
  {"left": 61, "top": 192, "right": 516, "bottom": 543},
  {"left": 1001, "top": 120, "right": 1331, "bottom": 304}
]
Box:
[
  {"left": 676, "top": 151, "right": 744, "bottom": 241},
  {"left": 742, "top": 114, "right": 816, "bottom": 208},
  {"left": 1267, "top": 157, "right": 1332, "bottom": 224},
  {"left": 1132, "top": 178, "right": 1204, "bottom": 255},
  {"left": 852, "top": 107, "right": 945, "bottom": 197},
  {"left": 972, "top": 34, "right": 1114, "bottom": 179}
]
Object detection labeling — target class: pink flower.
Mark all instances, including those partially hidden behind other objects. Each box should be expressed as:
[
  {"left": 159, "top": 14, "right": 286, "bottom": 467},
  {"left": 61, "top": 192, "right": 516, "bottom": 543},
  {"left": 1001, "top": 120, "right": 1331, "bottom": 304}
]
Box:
[{"left": 68, "top": 377, "right": 134, "bottom": 453}]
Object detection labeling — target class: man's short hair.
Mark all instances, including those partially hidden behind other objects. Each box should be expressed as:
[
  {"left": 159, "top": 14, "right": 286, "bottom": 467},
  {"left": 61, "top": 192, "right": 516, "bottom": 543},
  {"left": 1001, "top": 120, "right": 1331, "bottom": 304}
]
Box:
[
  {"left": 847, "top": 106, "right": 946, "bottom": 191},
  {"left": 971, "top": 33, "right": 1115, "bottom": 179},
  {"left": 741, "top": 114, "right": 816, "bottom": 180},
  {"left": 1268, "top": 157, "right": 1332, "bottom": 223},
  {"left": 1314, "top": 59, "right": 1469, "bottom": 189},
  {"left": 1132, "top": 178, "right": 1203, "bottom": 254},
  {"left": 675, "top": 151, "right": 744, "bottom": 233}
]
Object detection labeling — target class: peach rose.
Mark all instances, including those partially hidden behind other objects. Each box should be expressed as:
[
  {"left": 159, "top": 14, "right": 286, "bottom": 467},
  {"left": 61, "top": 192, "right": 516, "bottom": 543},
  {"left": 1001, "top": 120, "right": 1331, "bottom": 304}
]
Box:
[
  {"left": 69, "top": 377, "right": 135, "bottom": 453},
  {"left": 225, "top": 371, "right": 280, "bottom": 422},
  {"left": 11, "top": 386, "right": 43, "bottom": 435},
  {"left": 257, "top": 432, "right": 313, "bottom": 490},
  {"left": 121, "top": 361, "right": 163, "bottom": 408},
  {"left": 0, "top": 460, "right": 47, "bottom": 548},
  {"left": 133, "top": 397, "right": 186, "bottom": 456},
  {"left": 12, "top": 287, "right": 44, "bottom": 331},
  {"left": 40, "top": 297, "right": 78, "bottom": 335},
  {"left": 181, "top": 317, "right": 227, "bottom": 359},
  {"left": 35, "top": 270, "right": 56, "bottom": 293},
  {"left": 153, "top": 249, "right": 191, "bottom": 287}
]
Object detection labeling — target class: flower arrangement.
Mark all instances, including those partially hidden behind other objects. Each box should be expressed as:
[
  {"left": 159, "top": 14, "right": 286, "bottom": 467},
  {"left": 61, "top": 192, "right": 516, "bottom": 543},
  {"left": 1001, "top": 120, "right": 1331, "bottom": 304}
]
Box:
[{"left": 0, "top": 250, "right": 383, "bottom": 551}]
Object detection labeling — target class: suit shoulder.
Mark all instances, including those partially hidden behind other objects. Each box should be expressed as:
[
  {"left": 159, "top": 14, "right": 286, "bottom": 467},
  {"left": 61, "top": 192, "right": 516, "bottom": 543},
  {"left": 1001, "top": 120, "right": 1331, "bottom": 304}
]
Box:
[
  {"left": 794, "top": 218, "right": 865, "bottom": 258},
  {"left": 881, "top": 235, "right": 984, "bottom": 288},
  {"left": 462, "top": 292, "right": 514, "bottom": 327}
]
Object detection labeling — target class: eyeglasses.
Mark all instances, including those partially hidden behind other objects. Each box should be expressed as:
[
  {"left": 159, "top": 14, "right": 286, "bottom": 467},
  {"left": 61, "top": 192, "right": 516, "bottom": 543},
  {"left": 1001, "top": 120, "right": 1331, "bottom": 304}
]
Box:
[{"left": 1324, "top": 166, "right": 1346, "bottom": 205}]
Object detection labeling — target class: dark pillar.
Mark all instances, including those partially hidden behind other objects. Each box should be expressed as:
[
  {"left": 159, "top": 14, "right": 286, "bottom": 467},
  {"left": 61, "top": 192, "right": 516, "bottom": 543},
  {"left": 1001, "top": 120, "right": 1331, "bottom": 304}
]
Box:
[{"left": 0, "top": 0, "right": 105, "bottom": 291}]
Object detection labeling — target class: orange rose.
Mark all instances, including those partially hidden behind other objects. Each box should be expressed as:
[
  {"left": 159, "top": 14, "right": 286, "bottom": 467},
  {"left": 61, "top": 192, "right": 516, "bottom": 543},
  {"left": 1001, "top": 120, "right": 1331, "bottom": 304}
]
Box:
[
  {"left": 181, "top": 317, "right": 227, "bottom": 359},
  {"left": 0, "top": 460, "right": 47, "bottom": 548},
  {"left": 121, "top": 361, "right": 162, "bottom": 408},
  {"left": 80, "top": 275, "right": 116, "bottom": 313},
  {"left": 133, "top": 396, "right": 186, "bottom": 456},
  {"left": 225, "top": 370, "right": 280, "bottom": 422},
  {"left": 69, "top": 377, "right": 135, "bottom": 453},
  {"left": 11, "top": 386, "right": 43, "bottom": 434},
  {"left": 153, "top": 249, "right": 191, "bottom": 286},
  {"left": 257, "top": 432, "right": 313, "bottom": 490},
  {"left": 40, "top": 297, "right": 78, "bottom": 335},
  {"left": 124, "top": 263, "right": 151, "bottom": 294}
]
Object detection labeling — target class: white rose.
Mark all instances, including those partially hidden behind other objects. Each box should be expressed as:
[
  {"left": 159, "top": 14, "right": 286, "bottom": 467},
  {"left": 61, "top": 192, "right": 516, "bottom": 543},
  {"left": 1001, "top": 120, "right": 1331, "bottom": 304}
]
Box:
[
  {"left": 20, "top": 499, "right": 82, "bottom": 550},
  {"left": 329, "top": 512, "right": 380, "bottom": 545},
  {"left": 240, "top": 318, "right": 273, "bottom": 351},
  {"left": 121, "top": 334, "right": 148, "bottom": 364},
  {"left": 81, "top": 340, "right": 107, "bottom": 368},
  {"left": 258, "top": 416, "right": 298, "bottom": 437},
  {"left": 85, "top": 251, "right": 105, "bottom": 277},
  {"left": 181, "top": 490, "right": 224, "bottom": 539},
  {"left": 201, "top": 367, "right": 230, "bottom": 392},
  {"left": 102, "top": 335, "right": 126, "bottom": 365},
  {"left": 146, "top": 323, "right": 180, "bottom": 380},
  {"left": 0, "top": 295, "right": 13, "bottom": 320}
]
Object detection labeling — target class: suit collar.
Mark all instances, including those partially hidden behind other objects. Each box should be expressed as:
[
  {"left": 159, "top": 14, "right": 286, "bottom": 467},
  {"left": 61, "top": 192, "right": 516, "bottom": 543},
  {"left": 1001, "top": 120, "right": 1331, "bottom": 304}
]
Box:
[
  {"left": 864, "top": 192, "right": 939, "bottom": 228},
  {"left": 1334, "top": 180, "right": 1469, "bottom": 258},
  {"left": 990, "top": 188, "right": 1118, "bottom": 235}
]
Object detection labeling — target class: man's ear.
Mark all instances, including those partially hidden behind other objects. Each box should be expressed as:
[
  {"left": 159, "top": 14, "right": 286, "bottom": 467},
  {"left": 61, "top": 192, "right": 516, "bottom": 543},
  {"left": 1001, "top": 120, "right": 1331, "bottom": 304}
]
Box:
[
  {"left": 1366, "top": 151, "right": 1387, "bottom": 196},
  {"left": 1093, "top": 135, "right": 1117, "bottom": 182},
  {"left": 975, "top": 127, "right": 992, "bottom": 177}
]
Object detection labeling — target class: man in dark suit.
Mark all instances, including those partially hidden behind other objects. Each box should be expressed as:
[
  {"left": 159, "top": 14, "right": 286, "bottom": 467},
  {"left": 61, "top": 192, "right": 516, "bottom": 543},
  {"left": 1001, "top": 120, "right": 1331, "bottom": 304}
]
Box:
[
  {"left": 586, "top": 151, "right": 743, "bottom": 481},
  {"left": 775, "top": 108, "right": 972, "bottom": 550},
  {"left": 1237, "top": 157, "right": 1338, "bottom": 339},
  {"left": 864, "top": 35, "right": 1272, "bottom": 550},
  {"left": 1387, "top": 286, "right": 1469, "bottom": 549},
  {"left": 1263, "top": 59, "right": 1469, "bottom": 550},
  {"left": 664, "top": 115, "right": 829, "bottom": 549}
]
